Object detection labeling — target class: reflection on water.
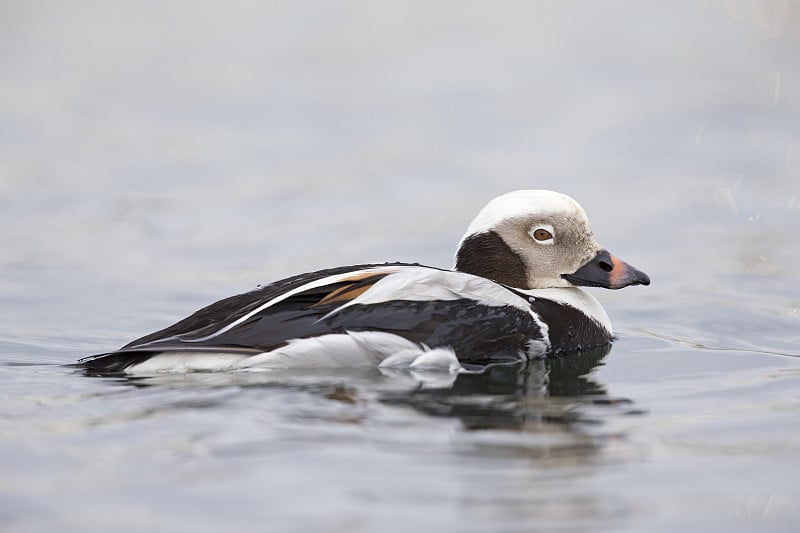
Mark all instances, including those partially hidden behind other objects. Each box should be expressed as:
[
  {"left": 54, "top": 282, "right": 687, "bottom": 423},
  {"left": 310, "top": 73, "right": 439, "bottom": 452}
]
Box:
[
  {"left": 61, "top": 346, "right": 638, "bottom": 486},
  {"left": 86, "top": 344, "right": 637, "bottom": 441},
  {"left": 379, "top": 346, "right": 643, "bottom": 440}
]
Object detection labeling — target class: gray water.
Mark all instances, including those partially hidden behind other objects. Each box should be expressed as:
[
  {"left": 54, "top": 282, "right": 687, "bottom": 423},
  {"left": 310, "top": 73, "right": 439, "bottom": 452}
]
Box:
[{"left": 2, "top": 1, "right": 799, "bottom": 531}]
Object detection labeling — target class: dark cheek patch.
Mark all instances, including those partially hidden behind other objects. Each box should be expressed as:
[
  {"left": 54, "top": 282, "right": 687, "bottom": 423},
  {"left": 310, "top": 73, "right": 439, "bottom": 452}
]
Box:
[{"left": 455, "top": 231, "right": 528, "bottom": 288}]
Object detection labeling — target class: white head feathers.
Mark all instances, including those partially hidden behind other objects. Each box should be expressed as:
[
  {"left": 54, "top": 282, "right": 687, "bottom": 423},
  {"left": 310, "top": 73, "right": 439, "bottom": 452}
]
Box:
[{"left": 460, "top": 190, "right": 590, "bottom": 244}]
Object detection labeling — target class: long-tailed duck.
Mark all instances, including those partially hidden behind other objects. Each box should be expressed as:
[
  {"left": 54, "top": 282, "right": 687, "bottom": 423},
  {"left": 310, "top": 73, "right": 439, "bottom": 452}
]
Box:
[{"left": 79, "top": 190, "right": 649, "bottom": 374}]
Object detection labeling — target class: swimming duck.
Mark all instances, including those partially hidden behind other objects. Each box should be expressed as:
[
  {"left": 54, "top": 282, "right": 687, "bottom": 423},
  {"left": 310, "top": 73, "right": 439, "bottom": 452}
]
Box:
[{"left": 79, "top": 190, "right": 649, "bottom": 374}]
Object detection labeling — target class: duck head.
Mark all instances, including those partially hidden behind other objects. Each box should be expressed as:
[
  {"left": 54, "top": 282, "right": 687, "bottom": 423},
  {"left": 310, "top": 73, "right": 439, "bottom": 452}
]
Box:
[{"left": 454, "top": 190, "right": 650, "bottom": 290}]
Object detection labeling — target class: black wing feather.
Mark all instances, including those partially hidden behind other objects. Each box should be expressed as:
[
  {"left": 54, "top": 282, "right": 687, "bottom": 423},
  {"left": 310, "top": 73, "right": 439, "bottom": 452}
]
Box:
[{"left": 122, "top": 262, "right": 417, "bottom": 348}]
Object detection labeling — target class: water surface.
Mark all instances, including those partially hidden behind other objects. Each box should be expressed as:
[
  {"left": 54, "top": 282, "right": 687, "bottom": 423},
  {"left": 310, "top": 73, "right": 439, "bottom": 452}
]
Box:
[{"left": 1, "top": 2, "right": 799, "bottom": 531}]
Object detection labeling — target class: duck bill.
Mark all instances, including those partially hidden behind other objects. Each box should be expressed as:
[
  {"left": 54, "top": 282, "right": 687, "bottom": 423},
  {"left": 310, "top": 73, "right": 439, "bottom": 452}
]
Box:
[{"left": 562, "top": 249, "right": 650, "bottom": 290}]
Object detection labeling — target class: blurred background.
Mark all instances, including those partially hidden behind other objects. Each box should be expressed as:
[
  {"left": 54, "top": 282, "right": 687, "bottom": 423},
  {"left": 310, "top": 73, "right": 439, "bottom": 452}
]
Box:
[
  {"left": 1, "top": 1, "right": 799, "bottom": 531},
  {"left": 2, "top": 1, "right": 797, "bottom": 303}
]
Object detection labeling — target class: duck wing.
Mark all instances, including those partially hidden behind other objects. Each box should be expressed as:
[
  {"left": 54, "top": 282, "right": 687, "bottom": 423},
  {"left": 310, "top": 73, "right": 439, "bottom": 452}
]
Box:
[
  {"left": 78, "top": 264, "right": 545, "bottom": 373},
  {"left": 122, "top": 262, "right": 415, "bottom": 348}
]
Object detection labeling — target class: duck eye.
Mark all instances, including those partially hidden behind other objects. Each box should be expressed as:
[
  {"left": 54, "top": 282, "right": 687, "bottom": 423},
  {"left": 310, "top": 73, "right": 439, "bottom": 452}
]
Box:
[{"left": 532, "top": 228, "right": 553, "bottom": 242}]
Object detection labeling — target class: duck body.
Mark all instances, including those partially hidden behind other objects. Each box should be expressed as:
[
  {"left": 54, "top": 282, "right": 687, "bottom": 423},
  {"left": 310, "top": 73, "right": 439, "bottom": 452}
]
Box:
[{"left": 79, "top": 190, "right": 649, "bottom": 374}]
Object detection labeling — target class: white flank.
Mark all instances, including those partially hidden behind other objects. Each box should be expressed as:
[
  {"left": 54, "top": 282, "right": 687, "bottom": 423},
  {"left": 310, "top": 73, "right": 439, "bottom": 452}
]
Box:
[
  {"left": 125, "top": 352, "right": 249, "bottom": 374},
  {"left": 379, "top": 346, "right": 462, "bottom": 372},
  {"left": 124, "top": 332, "right": 465, "bottom": 374},
  {"left": 238, "top": 331, "right": 464, "bottom": 371},
  {"left": 378, "top": 349, "right": 428, "bottom": 369},
  {"left": 408, "top": 349, "right": 463, "bottom": 373}
]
